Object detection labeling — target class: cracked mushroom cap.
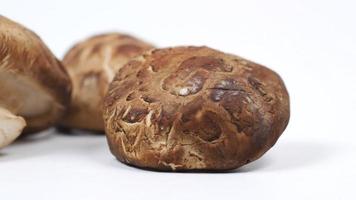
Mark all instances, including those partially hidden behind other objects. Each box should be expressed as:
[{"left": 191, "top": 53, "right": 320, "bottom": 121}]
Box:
[
  {"left": 103, "top": 46, "right": 290, "bottom": 171},
  {"left": 0, "top": 16, "right": 72, "bottom": 147},
  {"left": 60, "top": 33, "right": 154, "bottom": 131}
]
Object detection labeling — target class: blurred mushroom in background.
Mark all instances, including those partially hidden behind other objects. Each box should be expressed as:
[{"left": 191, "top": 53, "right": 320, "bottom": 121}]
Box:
[{"left": 59, "top": 33, "right": 154, "bottom": 132}]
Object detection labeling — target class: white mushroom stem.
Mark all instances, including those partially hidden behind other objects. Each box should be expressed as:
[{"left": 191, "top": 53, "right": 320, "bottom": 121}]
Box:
[{"left": 0, "top": 106, "right": 26, "bottom": 148}]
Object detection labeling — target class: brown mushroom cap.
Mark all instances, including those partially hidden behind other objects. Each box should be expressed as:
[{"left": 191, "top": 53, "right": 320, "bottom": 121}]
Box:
[
  {"left": 0, "top": 16, "right": 72, "bottom": 142},
  {"left": 103, "top": 46, "right": 290, "bottom": 171},
  {"left": 60, "top": 33, "right": 154, "bottom": 131}
]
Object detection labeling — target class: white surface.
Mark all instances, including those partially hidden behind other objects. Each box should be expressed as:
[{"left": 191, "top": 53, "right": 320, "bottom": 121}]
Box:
[{"left": 1, "top": 0, "right": 356, "bottom": 199}]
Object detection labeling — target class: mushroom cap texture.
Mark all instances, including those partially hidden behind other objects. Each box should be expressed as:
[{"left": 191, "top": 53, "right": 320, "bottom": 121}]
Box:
[
  {"left": 103, "top": 46, "right": 290, "bottom": 171},
  {"left": 0, "top": 16, "right": 72, "bottom": 133},
  {"left": 60, "top": 33, "right": 154, "bottom": 131}
]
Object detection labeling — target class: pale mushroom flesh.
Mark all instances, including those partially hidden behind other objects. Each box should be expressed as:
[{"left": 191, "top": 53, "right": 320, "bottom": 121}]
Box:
[
  {"left": 0, "top": 107, "right": 26, "bottom": 148},
  {"left": 0, "top": 70, "right": 56, "bottom": 148}
]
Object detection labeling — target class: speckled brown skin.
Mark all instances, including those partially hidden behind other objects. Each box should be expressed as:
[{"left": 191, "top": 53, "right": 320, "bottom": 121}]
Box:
[
  {"left": 60, "top": 33, "right": 154, "bottom": 131},
  {"left": 103, "top": 46, "right": 290, "bottom": 171},
  {"left": 0, "top": 16, "right": 72, "bottom": 133}
]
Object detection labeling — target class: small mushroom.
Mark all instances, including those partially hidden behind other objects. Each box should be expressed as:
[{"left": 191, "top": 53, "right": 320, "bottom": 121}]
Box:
[
  {"left": 0, "top": 16, "right": 72, "bottom": 148},
  {"left": 59, "top": 33, "right": 154, "bottom": 131}
]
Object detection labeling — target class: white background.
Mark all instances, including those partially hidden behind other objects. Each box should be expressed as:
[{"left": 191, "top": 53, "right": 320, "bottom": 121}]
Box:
[{"left": 1, "top": 0, "right": 356, "bottom": 199}]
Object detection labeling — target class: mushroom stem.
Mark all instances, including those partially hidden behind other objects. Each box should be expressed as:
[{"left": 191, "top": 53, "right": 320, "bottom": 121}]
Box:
[{"left": 0, "top": 106, "right": 26, "bottom": 148}]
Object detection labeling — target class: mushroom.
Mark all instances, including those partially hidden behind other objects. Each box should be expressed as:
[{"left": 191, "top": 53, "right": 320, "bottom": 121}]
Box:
[
  {"left": 59, "top": 33, "right": 154, "bottom": 131},
  {"left": 103, "top": 46, "right": 290, "bottom": 171},
  {"left": 0, "top": 16, "right": 72, "bottom": 148}
]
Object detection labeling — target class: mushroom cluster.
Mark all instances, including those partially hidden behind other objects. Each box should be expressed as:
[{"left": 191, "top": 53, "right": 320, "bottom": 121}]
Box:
[{"left": 0, "top": 15, "right": 290, "bottom": 172}]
